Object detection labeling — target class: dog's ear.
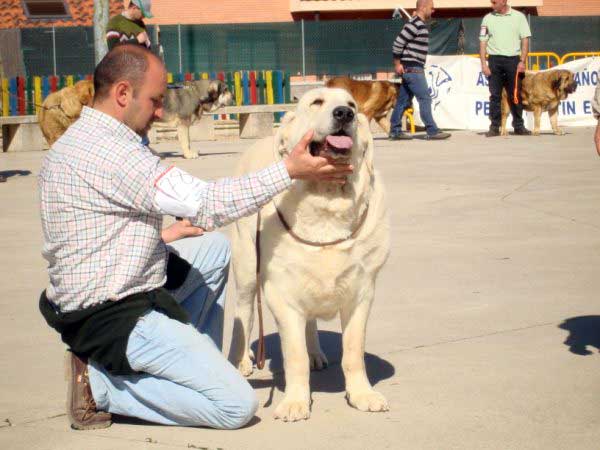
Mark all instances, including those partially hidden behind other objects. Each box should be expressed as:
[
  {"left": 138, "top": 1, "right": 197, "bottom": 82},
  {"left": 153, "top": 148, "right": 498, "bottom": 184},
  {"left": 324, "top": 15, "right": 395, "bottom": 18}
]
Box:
[
  {"left": 59, "top": 86, "right": 85, "bottom": 118},
  {"left": 198, "top": 81, "right": 220, "bottom": 103},
  {"left": 551, "top": 71, "right": 563, "bottom": 91},
  {"left": 74, "top": 81, "right": 94, "bottom": 106},
  {"left": 275, "top": 111, "right": 296, "bottom": 157},
  {"left": 561, "top": 71, "right": 573, "bottom": 91}
]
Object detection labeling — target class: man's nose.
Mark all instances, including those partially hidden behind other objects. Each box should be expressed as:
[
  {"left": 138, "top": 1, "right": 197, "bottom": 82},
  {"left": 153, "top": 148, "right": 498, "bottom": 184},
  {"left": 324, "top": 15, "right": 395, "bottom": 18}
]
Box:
[
  {"left": 154, "top": 107, "right": 163, "bottom": 120},
  {"left": 332, "top": 106, "right": 354, "bottom": 124}
]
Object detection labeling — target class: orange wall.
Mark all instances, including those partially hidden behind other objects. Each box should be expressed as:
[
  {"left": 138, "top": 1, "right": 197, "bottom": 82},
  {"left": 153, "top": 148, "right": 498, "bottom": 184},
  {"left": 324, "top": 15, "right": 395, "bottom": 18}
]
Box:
[
  {"left": 538, "top": 0, "right": 600, "bottom": 16},
  {"left": 147, "top": 0, "right": 294, "bottom": 25}
]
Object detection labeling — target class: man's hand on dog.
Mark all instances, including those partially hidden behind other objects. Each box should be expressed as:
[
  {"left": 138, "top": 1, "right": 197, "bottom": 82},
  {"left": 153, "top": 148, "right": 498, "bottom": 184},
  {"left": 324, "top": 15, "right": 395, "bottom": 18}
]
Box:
[
  {"left": 161, "top": 219, "right": 204, "bottom": 244},
  {"left": 284, "top": 130, "right": 354, "bottom": 185}
]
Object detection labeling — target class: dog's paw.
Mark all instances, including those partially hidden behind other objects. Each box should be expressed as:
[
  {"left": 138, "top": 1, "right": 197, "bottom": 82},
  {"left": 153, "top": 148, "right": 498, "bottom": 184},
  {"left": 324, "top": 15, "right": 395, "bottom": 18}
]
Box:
[
  {"left": 309, "top": 351, "right": 328, "bottom": 371},
  {"left": 500, "top": 130, "right": 508, "bottom": 137},
  {"left": 237, "top": 356, "right": 254, "bottom": 377},
  {"left": 274, "top": 396, "right": 311, "bottom": 422},
  {"left": 533, "top": 130, "right": 541, "bottom": 136},
  {"left": 553, "top": 129, "right": 565, "bottom": 136},
  {"left": 346, "top": 389, "right": 389, "bottom": 412},
  {"left": 183, "top": 152, "right": 199, "bottom": 159}
]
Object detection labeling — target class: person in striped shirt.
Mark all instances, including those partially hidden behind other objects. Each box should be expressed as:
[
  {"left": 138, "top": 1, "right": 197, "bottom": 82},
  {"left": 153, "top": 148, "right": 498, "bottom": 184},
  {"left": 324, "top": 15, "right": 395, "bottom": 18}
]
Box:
[{"left": 389, "top": 0, "right": 451, "bottom": 141}]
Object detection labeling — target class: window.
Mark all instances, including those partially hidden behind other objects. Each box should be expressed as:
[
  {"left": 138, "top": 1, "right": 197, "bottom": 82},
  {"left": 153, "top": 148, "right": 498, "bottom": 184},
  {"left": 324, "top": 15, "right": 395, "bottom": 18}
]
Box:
[{"left": 23, "top": 0, "right": 71, "bottom": 19}]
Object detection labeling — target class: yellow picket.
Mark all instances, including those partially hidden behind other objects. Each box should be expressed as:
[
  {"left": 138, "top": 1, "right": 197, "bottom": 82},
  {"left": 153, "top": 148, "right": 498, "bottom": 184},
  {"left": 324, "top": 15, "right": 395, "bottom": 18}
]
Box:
[
  {"left": 34, "top": 77, "right": 42, "bottom": 115},
  {"left": 265, "top": 71, "right": 274, "bottom": 105},
  {"left": 234, "top": 71, "right": 243, "bottom": 106},
  {"left": 1, "top": 79, "right": 9, "bottom": 117}
]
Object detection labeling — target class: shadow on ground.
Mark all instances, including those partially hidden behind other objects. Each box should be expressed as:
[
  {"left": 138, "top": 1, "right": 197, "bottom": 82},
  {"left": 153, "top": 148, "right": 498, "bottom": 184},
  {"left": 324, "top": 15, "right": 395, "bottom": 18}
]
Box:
[
  {"left": 559, "top": 315, "right": 600, "bottom": 355},
  {"left": 0, "top": 170, "right": 32, "bottom": 179},
  {"left": 248, "top": 331, "right": 395, "bottom": 397}
]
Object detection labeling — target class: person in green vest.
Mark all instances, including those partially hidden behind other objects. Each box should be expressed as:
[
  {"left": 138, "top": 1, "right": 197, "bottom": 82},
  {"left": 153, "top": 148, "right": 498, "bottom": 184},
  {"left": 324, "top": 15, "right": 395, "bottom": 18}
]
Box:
[
  {"left": 479, "top": 0, "right": 532, "bottom": 137},
  {"left": 106, "top": 0, "right": 153, "bottom": 51}
]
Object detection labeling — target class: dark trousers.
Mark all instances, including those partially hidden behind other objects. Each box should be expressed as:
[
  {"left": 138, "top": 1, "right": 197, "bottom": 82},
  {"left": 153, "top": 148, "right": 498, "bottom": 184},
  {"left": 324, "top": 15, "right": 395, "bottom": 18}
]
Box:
[{"left": 488, "top": 55, "right": 524, "bottom": 130}]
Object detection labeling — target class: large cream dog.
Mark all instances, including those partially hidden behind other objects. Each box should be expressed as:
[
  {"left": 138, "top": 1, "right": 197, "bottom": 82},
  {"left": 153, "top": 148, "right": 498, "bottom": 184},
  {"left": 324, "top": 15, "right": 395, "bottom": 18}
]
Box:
[{"left": 229, "top": 87, "right": 390, "bottom": 421}]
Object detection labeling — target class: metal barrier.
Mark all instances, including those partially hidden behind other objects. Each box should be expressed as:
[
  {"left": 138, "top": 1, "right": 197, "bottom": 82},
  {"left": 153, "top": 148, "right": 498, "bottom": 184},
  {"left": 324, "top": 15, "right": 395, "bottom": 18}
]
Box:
[
  {"left": 466, "top": 52, "right": 561, "bottom": 70},
  {"left": 560, "top": 52, "right": 600, "bottom": 64}
]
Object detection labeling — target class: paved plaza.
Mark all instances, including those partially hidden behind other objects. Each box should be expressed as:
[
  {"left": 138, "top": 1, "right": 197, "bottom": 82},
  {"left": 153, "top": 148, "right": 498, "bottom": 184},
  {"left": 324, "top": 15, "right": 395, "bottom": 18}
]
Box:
[{"left": 1, "top": 128, "right": 599, "bottom": 449}]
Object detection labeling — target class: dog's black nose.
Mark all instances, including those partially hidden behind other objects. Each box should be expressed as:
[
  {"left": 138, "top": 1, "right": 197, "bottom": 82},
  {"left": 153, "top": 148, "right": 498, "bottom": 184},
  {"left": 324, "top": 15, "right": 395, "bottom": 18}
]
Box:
[{"left": 332, "top": 106, "right": 354, "bottom": 124}]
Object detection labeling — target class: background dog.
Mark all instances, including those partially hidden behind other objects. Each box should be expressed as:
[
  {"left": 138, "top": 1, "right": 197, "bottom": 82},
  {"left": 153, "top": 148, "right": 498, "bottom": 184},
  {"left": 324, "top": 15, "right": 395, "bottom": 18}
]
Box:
[
  {"left": 229, "top": 87, "right": 390, "bottom": 421},
  {"left": 502, "top": 69, "right": 578, "bottom": 136},
  {"left": 156, "top": 79, "right": 233, "bottom": 159},
  {"left": 38, "top": 80, "right": 94, "bottom": 146},
  {"left": 326, "top": 77, "right": 397, "bottom": 134}
]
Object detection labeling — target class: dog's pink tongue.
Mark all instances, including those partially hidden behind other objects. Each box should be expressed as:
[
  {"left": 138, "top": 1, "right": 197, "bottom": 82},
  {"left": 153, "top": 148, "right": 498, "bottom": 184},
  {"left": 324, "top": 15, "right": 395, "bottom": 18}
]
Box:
[{"left": 326, "top": 135, "right": 353, "bottom": 150}]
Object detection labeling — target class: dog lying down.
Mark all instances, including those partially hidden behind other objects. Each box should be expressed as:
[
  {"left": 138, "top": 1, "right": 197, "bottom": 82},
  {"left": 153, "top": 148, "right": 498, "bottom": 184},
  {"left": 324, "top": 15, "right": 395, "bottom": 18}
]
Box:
[{"left": 229, "top": 87, "right": 391, "bottom": 421}]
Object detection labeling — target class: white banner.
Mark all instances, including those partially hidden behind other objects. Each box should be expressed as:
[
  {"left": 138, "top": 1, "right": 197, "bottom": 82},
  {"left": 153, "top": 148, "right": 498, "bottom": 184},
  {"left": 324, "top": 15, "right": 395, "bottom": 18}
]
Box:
[{"left": 409, "top": 56, "right": 600, "bottom": 131}]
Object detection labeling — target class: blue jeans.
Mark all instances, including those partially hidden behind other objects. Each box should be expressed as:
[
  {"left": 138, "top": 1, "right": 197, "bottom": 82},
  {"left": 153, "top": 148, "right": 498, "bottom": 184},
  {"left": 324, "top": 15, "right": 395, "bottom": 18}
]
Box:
[
  {"left": 390, "top": 70, "right": 440, "bottom": 136},
  {"left": 88, "top": 232, "right": 258, "bottom": 429}
]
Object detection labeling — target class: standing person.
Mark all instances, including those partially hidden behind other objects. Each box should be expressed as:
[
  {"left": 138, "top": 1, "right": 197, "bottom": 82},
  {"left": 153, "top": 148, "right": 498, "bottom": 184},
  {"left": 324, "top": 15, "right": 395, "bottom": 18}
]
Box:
[
  {"left": 38, "top": 44, "right": 353, "bottom": 431},
  {"left": 480, "top": 0, "right": 532, "bottom": 137},
  {"left": 389, "top": 0, "right": 451, "bottom": 141},
  {"left": 106, "top": 0, "right": 153, "bottom": 51}
]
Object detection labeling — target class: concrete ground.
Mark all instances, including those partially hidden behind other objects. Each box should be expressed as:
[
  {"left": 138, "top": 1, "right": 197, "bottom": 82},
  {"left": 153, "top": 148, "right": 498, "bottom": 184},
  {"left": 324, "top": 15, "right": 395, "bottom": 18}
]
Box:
[{"left": 1, "top": 128, "right": 599, "bottom": 450}]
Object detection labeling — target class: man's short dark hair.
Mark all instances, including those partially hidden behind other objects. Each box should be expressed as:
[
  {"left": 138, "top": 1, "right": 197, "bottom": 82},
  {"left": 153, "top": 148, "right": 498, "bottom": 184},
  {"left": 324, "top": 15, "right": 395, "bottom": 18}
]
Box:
[{"left": 93, "top": 44, "right": 155, "bottom": 101}]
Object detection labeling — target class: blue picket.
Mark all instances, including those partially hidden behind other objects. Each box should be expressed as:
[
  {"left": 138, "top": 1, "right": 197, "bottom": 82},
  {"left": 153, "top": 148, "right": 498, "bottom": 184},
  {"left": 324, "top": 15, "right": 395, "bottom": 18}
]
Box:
[
  {"left": 9, "top": 78, "right": 17, "bottom": 116},
  {"left": 242, "top": 71, "right": 250, "bottom": 106},
  {"left": 274, "top": 71, "right": 284, "bottom": 121},
  {"left": 42, "top": 77, "right": 50, "bottom": 102}
]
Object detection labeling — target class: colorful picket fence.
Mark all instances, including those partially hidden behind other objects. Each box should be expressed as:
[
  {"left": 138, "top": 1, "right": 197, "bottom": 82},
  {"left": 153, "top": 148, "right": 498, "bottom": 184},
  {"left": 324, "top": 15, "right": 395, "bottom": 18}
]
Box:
[{"left": 0, "top": 71, "right": 291, "bottom": 119}]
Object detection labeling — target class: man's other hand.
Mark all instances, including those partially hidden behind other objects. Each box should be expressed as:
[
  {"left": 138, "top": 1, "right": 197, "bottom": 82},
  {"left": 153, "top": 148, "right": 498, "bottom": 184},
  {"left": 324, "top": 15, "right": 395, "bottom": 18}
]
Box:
[
  {"left": 161, "top": 219, "right": 204, "bottom": 244},
  {"left": 284, "top": 130, "right": 354, "bottom": 185},
  {"left": 136, "top": 31, "right": 149, "bottom": 45},
  {"left": 394, "top": 60, "right": 405, "bottom": 75}
]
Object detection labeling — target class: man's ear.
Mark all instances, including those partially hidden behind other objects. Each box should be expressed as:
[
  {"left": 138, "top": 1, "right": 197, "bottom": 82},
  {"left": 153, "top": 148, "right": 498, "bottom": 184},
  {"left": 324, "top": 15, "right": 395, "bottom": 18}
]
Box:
[{"left": 114, "top": 80, "right": 133, "bottom": 108}]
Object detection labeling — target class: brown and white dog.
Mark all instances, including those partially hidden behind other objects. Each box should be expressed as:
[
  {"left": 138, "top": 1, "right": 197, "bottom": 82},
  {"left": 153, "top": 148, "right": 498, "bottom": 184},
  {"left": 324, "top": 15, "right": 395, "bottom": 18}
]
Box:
[
  {"left": 326, "top": 77, "right": 398, "bottom": 134},
  {"left": 38, "top": 80, "right": 95, "bottom": 146},
  {"left": 501, "top": 69, "right": 578, "bottom": 136},
  {"left": 155, "top": 79, "right": 233, "bottom": 158}
]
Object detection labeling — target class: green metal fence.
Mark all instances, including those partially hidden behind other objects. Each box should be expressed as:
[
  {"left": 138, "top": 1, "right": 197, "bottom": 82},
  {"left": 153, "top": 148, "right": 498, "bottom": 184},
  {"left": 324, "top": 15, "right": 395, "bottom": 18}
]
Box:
[{"left": 15, "top": 17, "right": 600, "bottom": 78}]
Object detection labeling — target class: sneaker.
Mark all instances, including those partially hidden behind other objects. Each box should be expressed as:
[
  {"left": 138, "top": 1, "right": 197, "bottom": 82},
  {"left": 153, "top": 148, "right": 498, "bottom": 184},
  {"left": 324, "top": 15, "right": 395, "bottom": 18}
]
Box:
[
  {"left": 425, "top": 131, "right": 451, "bottom": 140},
  {"left": 389, "top": 133, "right": 413, "bottom": 141},
  {"left": 485, "top": 128, "right": 500, "bottom": 137},
  {"left": 66, "top": 351, "right": 112, "bottom": 430},
  {"left": 513, "top": 127, "right": 532, "bottom": 136}
]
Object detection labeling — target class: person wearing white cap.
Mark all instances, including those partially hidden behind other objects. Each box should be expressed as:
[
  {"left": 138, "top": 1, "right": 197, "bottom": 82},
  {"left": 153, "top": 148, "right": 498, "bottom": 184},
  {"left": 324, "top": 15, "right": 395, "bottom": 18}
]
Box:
[{"left": 106, "top": 0, "right": 154, "bottom": 51}]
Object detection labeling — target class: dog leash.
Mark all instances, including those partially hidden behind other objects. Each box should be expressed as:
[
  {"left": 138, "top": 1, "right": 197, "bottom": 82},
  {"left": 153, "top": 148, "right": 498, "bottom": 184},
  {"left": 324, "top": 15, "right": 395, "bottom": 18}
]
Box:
[
  {"left": 513, "top": 70, "right": 521, "bottom": 105},
  {"left": 253, "top": 201, "right": 370, "bottom": 370},
  {"left": 254, "top": 209, "right": 266, "bottom": 370}
]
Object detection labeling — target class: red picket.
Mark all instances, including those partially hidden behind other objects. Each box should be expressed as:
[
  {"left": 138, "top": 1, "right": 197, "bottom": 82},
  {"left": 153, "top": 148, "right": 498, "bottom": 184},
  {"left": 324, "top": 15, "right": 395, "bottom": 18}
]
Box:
[
  {"left": 17, "top": 76, "right": 25, "bottom": 115},
  {"left": 50, "top": 76, "right": 58, "bottom": 92},
  {"left": 249, "top": 71, "right": 257, "bottom": 105}
]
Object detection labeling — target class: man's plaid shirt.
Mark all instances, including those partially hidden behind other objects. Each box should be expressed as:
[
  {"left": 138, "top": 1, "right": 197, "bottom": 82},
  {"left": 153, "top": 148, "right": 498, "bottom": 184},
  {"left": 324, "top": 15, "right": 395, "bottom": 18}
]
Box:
[{"left": 39, "top": 107, "right": 291, "bottom": 312}]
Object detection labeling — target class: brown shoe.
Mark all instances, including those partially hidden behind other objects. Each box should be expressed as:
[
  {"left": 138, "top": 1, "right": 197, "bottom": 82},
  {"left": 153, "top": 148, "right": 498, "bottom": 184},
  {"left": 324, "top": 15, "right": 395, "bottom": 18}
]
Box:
[{"left": 66, "top": 351, "right": 112, "bottom": 430}]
